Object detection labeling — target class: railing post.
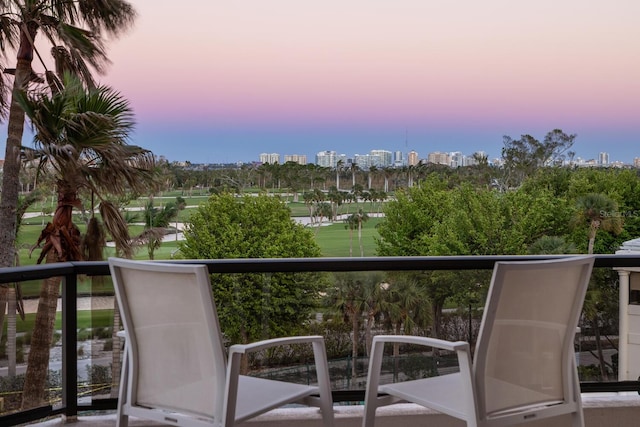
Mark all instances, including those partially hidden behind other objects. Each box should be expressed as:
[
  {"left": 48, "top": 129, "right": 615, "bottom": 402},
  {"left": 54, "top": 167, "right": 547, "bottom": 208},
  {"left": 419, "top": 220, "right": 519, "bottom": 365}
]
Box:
[{"left": 62, "top": 271, "right": 78, "bottom": 420}]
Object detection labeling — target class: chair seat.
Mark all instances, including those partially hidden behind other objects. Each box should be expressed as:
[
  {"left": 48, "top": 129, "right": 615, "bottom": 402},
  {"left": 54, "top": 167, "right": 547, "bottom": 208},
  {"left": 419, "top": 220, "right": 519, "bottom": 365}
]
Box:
[
  {"left": 380, "top": 373, "right": 468, "bottom": 420},
  {"left": 235, "top": 375, "right": 319, "bottom": 423}
]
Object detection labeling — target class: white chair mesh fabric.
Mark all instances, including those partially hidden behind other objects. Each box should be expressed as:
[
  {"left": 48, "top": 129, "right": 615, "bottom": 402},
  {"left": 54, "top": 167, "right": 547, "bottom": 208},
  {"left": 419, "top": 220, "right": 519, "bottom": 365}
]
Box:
[
  {"left": 121, "top": 268, "right": 219, "bottom": 418},
  {"left": 481, "top": 264, "right": 583, "bottom": 415}
]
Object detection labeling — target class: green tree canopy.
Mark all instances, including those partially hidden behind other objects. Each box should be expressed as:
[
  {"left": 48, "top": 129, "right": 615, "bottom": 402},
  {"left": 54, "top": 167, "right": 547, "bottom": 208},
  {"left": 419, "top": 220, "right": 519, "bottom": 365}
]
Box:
[{"left": 180, "top": 193, "right": 324, "bottom": 345}]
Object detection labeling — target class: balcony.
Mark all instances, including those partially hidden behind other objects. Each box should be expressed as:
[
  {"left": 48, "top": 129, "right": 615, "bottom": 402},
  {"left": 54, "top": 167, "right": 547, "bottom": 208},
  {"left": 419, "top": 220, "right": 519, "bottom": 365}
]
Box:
[{"left": 2, "top": 255, "right": 640, "bottom": 426}]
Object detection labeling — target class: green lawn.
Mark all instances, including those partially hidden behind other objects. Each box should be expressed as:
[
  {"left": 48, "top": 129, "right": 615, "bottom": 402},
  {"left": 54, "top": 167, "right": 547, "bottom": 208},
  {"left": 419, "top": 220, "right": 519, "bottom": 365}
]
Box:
[
  {"left": 15, "top": 197, "right": 383, "bottom": 298},
  {"left": 313, "top": 217, "right": 381, "bottom": 257}
]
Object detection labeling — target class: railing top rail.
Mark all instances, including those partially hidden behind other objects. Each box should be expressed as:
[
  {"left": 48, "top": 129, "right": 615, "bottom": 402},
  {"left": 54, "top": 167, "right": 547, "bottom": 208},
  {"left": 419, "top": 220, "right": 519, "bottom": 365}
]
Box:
[{"left": 2, "top": 254, "right": 640, "bottom": 284}]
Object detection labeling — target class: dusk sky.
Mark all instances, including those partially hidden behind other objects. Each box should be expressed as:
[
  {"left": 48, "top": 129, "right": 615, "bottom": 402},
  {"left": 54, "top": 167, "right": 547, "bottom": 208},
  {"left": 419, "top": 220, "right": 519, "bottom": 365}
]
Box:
[{"left": 6, "top": 1, "right": 640, "bottom": 164}]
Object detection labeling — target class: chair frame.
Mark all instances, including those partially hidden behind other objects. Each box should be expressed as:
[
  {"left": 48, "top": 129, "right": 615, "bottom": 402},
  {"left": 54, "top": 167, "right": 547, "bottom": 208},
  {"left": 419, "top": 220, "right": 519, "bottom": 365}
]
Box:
[
  {"left": 109, "top": 257, "right": 334, "bottom": 427},
  {"left": 363, "top": 256, "right": 595, "bottom": 427}
]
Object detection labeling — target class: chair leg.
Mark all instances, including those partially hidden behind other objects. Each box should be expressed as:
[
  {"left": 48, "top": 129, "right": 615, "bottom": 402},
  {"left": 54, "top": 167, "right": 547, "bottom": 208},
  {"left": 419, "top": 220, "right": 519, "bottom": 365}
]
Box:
[
  {"left": 362, "top": 403, "right": 377, "bottom": 427},
  {"left": 362, "top": 339, "right": 385, "bottom": 427},
  {"left": 312, "top": 340, "right": 335, "bottom": 427},
  {"left": 571, "top": 359, "right": 585, "bottom": 427},
  {"left": 116, "top": 347, "right": 129, "bottom": 427}
]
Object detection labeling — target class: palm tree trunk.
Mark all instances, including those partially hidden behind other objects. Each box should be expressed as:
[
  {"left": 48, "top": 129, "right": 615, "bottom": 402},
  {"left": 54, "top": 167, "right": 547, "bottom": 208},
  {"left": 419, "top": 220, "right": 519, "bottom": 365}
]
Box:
[
  {"left": 587, "top": 222, "right": 598, "bottom": 255},
  {"left": 0, "top": 57, "right": 33, "bottom": 268},
  {"left": 0, "top": 286, "right": 6, "bottom": 342},
  {"left": 351, "top": 314, "right": 358, "bottom": 381},
  {"left": 593, "top": 317, "right": 608, "bottom": 381},
  {"left": 22, "top": 251, "right": 61, "bottom": 409}
]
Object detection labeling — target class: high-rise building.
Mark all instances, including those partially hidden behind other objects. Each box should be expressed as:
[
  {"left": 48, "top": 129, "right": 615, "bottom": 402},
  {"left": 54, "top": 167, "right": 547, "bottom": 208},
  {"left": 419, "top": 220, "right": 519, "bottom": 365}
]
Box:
[
  {"left": 634, "top": 158, "right": 640, "bottom": 168},
  {"left": 259, "top": 153, "right": 280, "bottom": 164},
  {"left": 316, "top": 151, "right": 338, "bottom": 167},
  {"left": 354, "top": 154, "right": 370, "bottom": 169},
  {"left": 370, "top": 150, "right": 393, "bottom": 167},
  {"left": 407, "top": 150, "right": 419, "bottom": 166},
  {"left": 394, "top": 151, "right": 404, "bottom": 167},
  {"left": 427, "top": 151, "right": 450, "bottom": 165},
  {"left": 450, "top": 151, "right": 464, "bottom": 168},
  {"left": 284, "top": 154, "right": 307, "bottom": 165},
  {"left": 599, "top": 152, "right": 609, "bottom": 166}
]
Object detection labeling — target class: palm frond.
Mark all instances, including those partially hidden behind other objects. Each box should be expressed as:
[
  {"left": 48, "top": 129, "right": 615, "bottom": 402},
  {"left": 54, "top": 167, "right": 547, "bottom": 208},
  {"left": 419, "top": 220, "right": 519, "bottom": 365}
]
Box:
[
  {"left": 99, "top": 201, "right": 133, "bottom": 258},
  {"left": 82, "top": 216, "right": 105, "bottom": 261}
]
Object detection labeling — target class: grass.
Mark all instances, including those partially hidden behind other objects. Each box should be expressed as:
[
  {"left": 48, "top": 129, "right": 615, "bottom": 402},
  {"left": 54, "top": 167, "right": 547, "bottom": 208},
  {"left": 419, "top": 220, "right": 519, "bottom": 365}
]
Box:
[
  {"left": 313, "top": 217, "right": 382, "bottom": 257},
  {"left": 15, "top": 196, "right": 383, "bottom": 297}
]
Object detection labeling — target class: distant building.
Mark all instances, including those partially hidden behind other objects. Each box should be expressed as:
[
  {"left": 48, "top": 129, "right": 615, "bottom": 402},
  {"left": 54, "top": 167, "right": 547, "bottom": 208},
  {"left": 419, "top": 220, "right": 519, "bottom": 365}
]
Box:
[
  {"left": 259, "top": 153, "right": 280, "bottom": 164},
  {"left": 407, "top": 150, "right": 419, "bottom": 166},
  {"left": 370, "top": 150, "right": 393, "bottom": 167},
  {"left": 599, "top": 152, "right": 609, "bottom": 166},
  {"left": 315, "top": 151, "right": 336, "bottom": 167},
  {"left": 427, "top": 151, "right": 450, "bottom": 166},
  {"left": 634, "top": 158, "right": 640, "bottom": 168},
  {"left": 450, "top": 151, "right": 464, "bottom": 168},
  {"left": 394, "top": 151, "right": 404, "bottom": 167},
  {"left": 284, "top": 154, "right": 307, "bottom": 165}
]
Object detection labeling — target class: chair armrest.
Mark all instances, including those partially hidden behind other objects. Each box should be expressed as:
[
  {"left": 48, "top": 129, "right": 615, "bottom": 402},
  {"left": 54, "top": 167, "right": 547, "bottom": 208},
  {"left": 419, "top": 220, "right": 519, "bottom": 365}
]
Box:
[
  {"left": 229, "top": 335, "right": 325, "bottom": 355},
  {"left": 372, "top": 335, "right": 469, "bottom": 352}
]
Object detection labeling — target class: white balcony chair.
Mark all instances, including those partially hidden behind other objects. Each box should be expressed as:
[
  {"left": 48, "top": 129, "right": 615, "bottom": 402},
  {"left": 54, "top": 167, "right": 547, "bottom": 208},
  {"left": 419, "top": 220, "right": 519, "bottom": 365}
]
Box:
[
  {"left": 363, "top": 255, "right": 595, "bottom": 427},
  {"left": 109, "top": 257, "right": 334, "bottom": 427}
]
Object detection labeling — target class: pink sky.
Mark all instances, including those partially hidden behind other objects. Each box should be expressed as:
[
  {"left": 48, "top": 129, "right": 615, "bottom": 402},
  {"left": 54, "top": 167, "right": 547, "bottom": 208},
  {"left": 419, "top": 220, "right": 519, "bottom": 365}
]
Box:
[{"left": 6, "top": 1, "right": 640, "bottom": 163}]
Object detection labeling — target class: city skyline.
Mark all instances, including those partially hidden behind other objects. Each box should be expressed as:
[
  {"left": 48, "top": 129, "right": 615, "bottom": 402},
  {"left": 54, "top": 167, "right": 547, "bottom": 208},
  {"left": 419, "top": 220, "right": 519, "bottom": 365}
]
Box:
[
  {"left": 1, "top": 1, "right": 639, "bottom": 165},
  {"left": 254, "top": 147, "right": 633, "bottom": 168}
]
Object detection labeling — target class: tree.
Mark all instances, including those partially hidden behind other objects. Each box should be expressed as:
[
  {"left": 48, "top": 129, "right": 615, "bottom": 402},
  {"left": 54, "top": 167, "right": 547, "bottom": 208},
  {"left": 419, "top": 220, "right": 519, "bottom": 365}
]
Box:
[
  {"left": 500, "top": 129, "right": 576, "bottom": 189},
  {"left": 574, "top": 193, "right": 623, "bottom": 255},
  {"left": 138, "top": 200, "right": 179, "bottom": 259},
  {"left": 573, "top": 192, "right": 623, "bottom": 380},
  {"left": 527, "top": 235, "right": 577, "bottom": 254},
  {"left": 179, "top": 193, "right": 324, "bottom": 348},
  {"left": 329, "top": 272, "right": 365, "bottom": 382},
  {"left": 17, "top": 74, "right": 155, "bottom": 408},
  {"left": 380, "top": 272, "right": 431, "bottom": 379},
  {"left": 0, "top": 190, "right": 43, "bottom": 378},
  {"left": 344, "top": 214, "right": 357, "bottom": 257},
  {"left": 0, "top": 0, "right": 137, "bottom": 269},
  {"left": 361, "top": 271, "right": 385, "bottom": 356},
  {"left": 352, "top": 208, "right": 370, "bottom": 257}
]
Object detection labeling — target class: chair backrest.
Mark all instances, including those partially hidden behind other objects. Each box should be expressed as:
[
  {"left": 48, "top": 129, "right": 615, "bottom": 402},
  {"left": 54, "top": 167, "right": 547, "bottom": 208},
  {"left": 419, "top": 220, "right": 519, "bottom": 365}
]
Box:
[
  {"left": 109, "top": 258, "right": 227, "bottom": 420},
  {"left": 473, "top": 256, "right": 594, "bottom": 418}
]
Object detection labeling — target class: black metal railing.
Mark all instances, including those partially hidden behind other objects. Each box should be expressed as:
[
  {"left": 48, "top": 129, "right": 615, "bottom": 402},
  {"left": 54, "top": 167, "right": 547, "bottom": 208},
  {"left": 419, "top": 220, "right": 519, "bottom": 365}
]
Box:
[{"left": 1, "top": 254, "right": 640, "bottom": 426}]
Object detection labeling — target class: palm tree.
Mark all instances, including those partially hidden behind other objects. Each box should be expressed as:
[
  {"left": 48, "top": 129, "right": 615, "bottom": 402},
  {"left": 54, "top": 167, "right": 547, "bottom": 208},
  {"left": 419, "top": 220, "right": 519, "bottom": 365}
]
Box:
[
  {"left": 139, "top": 200, "right": 179, "bottom": 260},
  {"left": 528, "top": 235, "right": 577, "bottom": 254},
  {"left": 17, "top": 74, "right": 156, "bottom": 408},
  {"left": 381, "top": 273, "right": 431, "bottom": 379},
  {"left": 0, "top": 0, "right": 137, "bottom": 269},
  {"left": 343, "top": 214, "right": 357, "bottom": 257},
  {"left": 0, "top": 191, "right": 43, "bottom": 378},
  {"left": 330, "top": 272, "right": 365, "bottom": 383},
  {"left": 573, "top": 193, "right": 623, "bottom": 381},
  {"left": 353, "top": 208, "right": 370, "bottom": 257},
  {"left": 575, "top": 193, "right": 623, "bottom": 254},
  {"left": 335, "top": 159, "right": 344, "bottom": 190},
  {"left": 361, "top": 272, "right": 385, "bottom": 357}
]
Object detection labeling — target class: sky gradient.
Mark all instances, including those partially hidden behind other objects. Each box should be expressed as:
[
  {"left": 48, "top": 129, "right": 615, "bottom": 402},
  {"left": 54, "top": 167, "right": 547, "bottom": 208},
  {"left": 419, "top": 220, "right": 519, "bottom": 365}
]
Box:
[{"left": 6, "top": 1, "right": 640, "bottom": 164}]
